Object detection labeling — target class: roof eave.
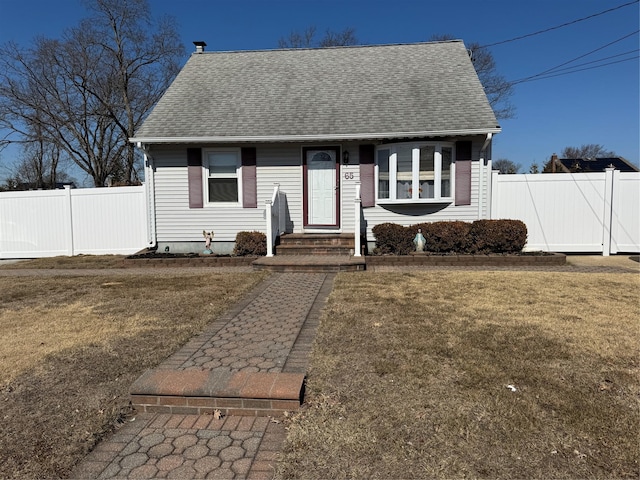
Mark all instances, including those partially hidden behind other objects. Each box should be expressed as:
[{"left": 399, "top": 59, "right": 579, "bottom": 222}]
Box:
[{"left": 130, "top": 127, "right": 502, "bottom": 145}]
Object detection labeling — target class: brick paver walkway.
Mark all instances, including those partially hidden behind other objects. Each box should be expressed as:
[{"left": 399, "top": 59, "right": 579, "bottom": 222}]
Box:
[
  {"left": 71, "top": 272, "right": 334, "bottom": 479},
  {"left": 72, "top": 413, "right": 286, "bottom": 479}
]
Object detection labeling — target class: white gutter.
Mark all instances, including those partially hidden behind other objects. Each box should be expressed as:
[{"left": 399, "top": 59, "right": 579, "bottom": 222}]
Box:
[
  {"left": 130, "top": 127, "right": 502, "bottom": 145},
  {"left": 478, "top": 133, "right": 493, "bottom": 219}
]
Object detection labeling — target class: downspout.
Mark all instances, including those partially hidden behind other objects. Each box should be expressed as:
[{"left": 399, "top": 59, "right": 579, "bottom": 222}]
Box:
[
  {"left": 478, "top": 133, "right": 492, "bottom": 219},
  {"left": 139, "top": 143, "right": 157, "bottom": 250}
]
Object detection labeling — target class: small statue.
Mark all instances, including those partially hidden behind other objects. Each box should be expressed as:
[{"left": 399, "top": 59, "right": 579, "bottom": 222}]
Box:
[
  {"left": 202, "top": 230, "right": 214, "bottom": 254},
  {"left": 413, "top": 228, "right": 426, "bottom": 253}
]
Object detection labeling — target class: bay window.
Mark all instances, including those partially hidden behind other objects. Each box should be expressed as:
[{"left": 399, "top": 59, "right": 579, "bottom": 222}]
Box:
[{"left": 376, "top": 142, "right": 454, "bottom": 202}]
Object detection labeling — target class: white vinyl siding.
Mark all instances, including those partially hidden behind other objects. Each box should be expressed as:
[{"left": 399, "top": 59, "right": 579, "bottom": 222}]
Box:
[
  {"left": 149, "top": 137, "right": 491, "bottom": 245},
  {"left": 152, "top": 145, "right": 301, "bottom": 242}
]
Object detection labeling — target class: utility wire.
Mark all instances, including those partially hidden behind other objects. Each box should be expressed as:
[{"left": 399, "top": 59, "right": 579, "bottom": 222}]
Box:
[
  {"left": 479, "top": 0, "right": 639, "bottom": 48},
  {"left": 534, "top": 49, "right": 639, "bottom": 75},
  {"left": 509, "top": 30, "right": 639, "bottom": 85},
  {"left": 511, "top": 56, "right": 638, "bottom": 84}
]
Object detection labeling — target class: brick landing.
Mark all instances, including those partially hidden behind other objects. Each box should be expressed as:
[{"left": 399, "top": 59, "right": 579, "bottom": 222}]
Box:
[
  {"left": 131, "top": 370, "right": 304, "bottom": 417},
  {"left": 130, "top": 272, "right": 335, "bottom": 417}
]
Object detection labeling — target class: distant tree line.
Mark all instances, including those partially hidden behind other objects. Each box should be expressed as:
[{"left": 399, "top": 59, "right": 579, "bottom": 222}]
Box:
[{"left": 0, "top": 0, "right": 184, "bottom": 188}]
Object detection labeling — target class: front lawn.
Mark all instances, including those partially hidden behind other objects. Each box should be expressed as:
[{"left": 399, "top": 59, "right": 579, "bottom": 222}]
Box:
[
  {"left": 0, "top": 269, "right": 267, "bottom": 479},
  {"left": 277, "top": 271, "right": 639, "bottom": 479}
]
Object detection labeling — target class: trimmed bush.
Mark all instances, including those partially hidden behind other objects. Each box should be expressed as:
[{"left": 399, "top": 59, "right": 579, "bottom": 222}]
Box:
[
  {"left": 414, "top": 221, "right": 472, "bottom": 253},
  {"left": 468, "top": 219, "right": 527, "bottom": 254},
  {"left": 233, "top": 231, "right": 267, "bottom": 256},
  {"left": 372, "top": 219, "right": 527, "bottom": 255},
  {"left": 372, "top": 223, "right": 413, "bottom": 255}
]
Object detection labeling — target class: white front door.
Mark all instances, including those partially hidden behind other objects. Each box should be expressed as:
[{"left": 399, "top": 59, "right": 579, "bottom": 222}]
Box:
[{"left": 304, "top": 147, "right": 339, "bottom": 227}]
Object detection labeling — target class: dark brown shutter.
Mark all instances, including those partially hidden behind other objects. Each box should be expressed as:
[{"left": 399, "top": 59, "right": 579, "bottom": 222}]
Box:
[
  {"left": 187, "top": 148, "right": 203, "bottom": 208},
  {"left": 455, "top": 141, "right": 472, "bottom": 206},
  {"left": 241, "top": 147, "right": 257, "bottom": 208},
  {"left": 359, "top": 144, "right": 375, "bottom": 207}
]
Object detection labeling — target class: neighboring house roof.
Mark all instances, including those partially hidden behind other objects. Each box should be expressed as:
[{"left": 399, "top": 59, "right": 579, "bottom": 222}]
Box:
[
  {"left": 131, "top": 41, "right": 500, "bottom": 144},
  {"left": 557, "top": 157, "right": 639, "bottom": 173}
]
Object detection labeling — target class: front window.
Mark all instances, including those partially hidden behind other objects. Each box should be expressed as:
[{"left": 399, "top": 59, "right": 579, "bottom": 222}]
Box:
[
  {"left": 376, "top": 142, "right": 455, "bottom": 202},
  {"left": 206, "top": 149, "right": 240, "bottom": 203}
]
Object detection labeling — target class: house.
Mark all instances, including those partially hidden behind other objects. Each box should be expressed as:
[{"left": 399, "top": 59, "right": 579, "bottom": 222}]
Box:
[
  {"left": 131, "top": 40, "right": 500, "bottom": 254},
  {"left": 547, "top": 154, "right": 639, "bottom": 173}
]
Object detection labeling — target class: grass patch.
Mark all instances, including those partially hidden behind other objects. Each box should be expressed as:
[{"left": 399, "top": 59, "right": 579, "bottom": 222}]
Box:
[
  {"left": 0, "top": 254, "right": 126, "bottom": 269},
  {"left": 277, "top": 271, "right": 639, "bottom": 479},
  {"left": 0, "top": 270, "right": 267, "bottom": 479}
]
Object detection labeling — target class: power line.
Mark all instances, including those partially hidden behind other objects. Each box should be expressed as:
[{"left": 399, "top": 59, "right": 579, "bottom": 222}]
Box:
[
  {"left": 534, "top": 49, "right": 639, "bottom": 75},
  {"left": 478, "top": 0, "right": 639, "bottom": 48},
  {"left": 510, "top": 56, "right": 638, "bottom": 84},
  {"left": 510, "top": 30, "right": 639, "bottom": 85}
]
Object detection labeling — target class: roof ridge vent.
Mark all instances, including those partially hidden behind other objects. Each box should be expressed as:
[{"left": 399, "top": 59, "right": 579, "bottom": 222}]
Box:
[{"left": 193, "top": 41, "right": 207, "bottom": 53}]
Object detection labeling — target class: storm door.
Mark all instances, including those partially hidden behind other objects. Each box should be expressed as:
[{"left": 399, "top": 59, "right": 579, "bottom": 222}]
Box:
[{"left": 303, "top": 147, "right": 340, "bottom": 227}]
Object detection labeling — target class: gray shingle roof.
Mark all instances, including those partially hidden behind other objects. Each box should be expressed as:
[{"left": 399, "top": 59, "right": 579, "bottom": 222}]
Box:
[{"left": 132, "top": 41, "right": 500, "bottom": 143}]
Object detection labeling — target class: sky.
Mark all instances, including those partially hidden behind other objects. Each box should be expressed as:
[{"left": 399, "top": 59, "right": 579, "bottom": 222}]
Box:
[{"left": 0, "top": 0, "right": 638, "bottom": 183}]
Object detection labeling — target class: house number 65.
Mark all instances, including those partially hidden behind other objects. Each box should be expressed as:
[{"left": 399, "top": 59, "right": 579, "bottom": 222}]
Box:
[{"left": 344, "top": 172, "right": 354, "bottom": 180}]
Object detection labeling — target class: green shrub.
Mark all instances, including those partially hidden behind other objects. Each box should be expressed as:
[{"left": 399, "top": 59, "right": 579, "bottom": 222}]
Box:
[
  {"left": 233, "top": 231, "right": 267, "bottom": 256},
  {"left": 468, "top": 219, "right": 527, "bottom": 254},
  {"left": 414, "top": 221, "right": 472, "bottom": 253},
  {"left": 372, "top": 223, "right": 413, "bottom": 255}
]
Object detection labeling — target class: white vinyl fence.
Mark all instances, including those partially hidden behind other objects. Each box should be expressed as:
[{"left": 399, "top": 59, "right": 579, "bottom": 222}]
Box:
[
  {"left": 490, "top": 169, "right": 640, "bottom": 255},
  {"left": 0, "top": 186, "right": 148, "bottom": 259}
]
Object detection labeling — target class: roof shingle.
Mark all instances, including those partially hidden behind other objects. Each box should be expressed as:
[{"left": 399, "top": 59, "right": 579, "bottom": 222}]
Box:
[{"left": 132, "top": 41, "right": 500, "bottom": 142}]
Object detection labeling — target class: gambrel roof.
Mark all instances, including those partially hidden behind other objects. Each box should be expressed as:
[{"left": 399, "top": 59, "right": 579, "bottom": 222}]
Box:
[{"left": 131, "top": 40, "right": 500, "bottom": 144}]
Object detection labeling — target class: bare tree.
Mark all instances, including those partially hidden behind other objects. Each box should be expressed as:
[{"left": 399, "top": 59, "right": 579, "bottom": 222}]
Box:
[
  {"left": 278, "top": 26, "right": 358, "bottom": 49},
  {"left": 430, "top": 34, "right": 515, "bottom": 120},
  {"left": 493, "top": 158, "right": 521, "bottom": 174},
  {"left": 0, "top": 0, "right": 184, "bottom": 187},
  {"left": 561, "top": 144, "right": 615, "bottom": 159}
]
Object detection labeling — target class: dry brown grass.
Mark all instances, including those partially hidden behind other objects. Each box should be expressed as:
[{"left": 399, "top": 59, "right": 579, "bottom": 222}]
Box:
[
  {"left": 0, "top": 254, "right": 126, "bottom": 269},
  {"left": 278, "top": 271, "right": 640, "bottom": 479},
  {"left": 0, "top": 269, "right": 267, "bottom": 479}
]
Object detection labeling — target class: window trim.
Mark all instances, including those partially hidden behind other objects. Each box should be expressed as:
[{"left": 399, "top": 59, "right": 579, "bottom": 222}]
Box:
[
  {"left": 203, "top": 148, "right": 242, "bottom": 205},
  {"left": 376, "top": 141, "right": 456, "bottom": 204}
]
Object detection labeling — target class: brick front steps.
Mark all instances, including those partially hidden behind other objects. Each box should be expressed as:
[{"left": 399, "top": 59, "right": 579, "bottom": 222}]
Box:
[{"left": 130, "top": 369, "right": 304, "bottom": 417}]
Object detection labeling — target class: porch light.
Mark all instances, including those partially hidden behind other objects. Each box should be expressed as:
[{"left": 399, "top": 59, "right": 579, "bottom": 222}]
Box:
[{"left": 342, "top": 150, "right": 350, "bottom": 164}]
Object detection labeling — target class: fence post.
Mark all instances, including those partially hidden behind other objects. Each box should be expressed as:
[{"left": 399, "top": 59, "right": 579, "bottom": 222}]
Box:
[
  {"left": 64, "top": 185, "right": 75, "bottom": 256},
  {"left": 489, "top": 169, "right": 498, "bottom": 219},
  {"left": 602, "top": 167, "right": 615, "bottom": 256}
]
